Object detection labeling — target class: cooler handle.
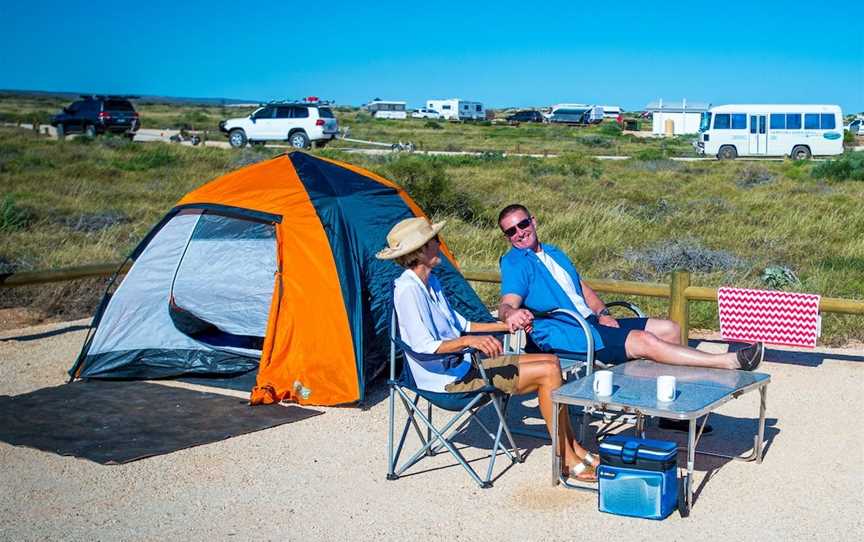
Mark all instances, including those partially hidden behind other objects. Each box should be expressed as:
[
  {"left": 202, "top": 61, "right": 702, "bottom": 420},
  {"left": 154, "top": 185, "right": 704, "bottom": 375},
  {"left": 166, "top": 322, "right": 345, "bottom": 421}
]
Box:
[{"left": 622, "top": 441, "right": 640, "bottom": 463}]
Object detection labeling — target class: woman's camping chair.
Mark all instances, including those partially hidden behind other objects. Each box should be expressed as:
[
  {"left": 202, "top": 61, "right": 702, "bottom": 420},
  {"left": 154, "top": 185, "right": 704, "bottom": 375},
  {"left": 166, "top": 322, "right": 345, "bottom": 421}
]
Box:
[{"left": 386, "top": 311, "right": 524, "bottom": 489}]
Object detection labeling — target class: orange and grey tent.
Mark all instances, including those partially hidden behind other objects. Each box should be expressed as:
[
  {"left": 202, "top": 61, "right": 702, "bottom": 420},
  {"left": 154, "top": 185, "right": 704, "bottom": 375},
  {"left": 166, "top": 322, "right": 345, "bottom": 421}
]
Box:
[{"left": 69, "top": 152, "right": 491, "bottom": 406}]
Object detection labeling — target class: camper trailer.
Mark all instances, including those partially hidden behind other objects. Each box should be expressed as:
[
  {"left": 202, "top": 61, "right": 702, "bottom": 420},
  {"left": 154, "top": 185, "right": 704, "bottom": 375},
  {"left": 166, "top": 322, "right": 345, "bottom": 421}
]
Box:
[
  {"left": 365, "top": 100, "right": 408, "bottom": 119},
  {"left": 695, "top": 104, "right": 844, "bottom": 160},
  {"left": 600, "top": 105, "right": 622, "bottom": 119},
  {"left": 546, "top": 104, "right": 604, "bottom": 125},
  {"left": 426, "top": 99, "right": 485, "bottom": 121}
]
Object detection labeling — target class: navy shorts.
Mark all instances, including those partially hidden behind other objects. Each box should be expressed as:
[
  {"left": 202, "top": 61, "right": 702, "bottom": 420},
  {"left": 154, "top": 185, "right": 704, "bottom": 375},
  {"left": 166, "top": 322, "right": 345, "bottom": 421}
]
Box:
[{"left": 588, "top": 315, "right": 649, "bottom": 364}]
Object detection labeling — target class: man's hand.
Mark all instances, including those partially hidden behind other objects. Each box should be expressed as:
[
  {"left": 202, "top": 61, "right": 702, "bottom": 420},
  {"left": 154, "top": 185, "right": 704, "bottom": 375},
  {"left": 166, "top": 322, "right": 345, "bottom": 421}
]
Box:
[
  {"left": 598, "top": 315, "right": 619, "bottom": 328},
  {"left": 464, "top": 335, "right": 503, "bottom": 358},
  {"left": 505, "top": 308, "right": 534, "bottom": 333}
]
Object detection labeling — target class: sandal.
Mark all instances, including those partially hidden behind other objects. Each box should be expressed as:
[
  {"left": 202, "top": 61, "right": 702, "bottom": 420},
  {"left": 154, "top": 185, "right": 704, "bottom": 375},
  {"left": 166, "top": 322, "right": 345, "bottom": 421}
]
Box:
[{"left": 565, "top": 453, "right": 600, "bottom": 483}]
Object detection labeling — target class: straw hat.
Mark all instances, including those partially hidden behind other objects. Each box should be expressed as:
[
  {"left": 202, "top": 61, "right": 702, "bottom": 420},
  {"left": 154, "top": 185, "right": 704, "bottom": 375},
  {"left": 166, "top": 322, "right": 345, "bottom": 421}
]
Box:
[{"left": 376, "top": 217, "right": 446, "bottom": 260}]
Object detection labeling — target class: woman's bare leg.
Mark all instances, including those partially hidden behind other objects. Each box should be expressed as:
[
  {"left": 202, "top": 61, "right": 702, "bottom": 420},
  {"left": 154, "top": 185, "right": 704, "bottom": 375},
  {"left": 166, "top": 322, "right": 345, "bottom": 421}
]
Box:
[{"left": 514, "top": 354, "right": 596, "bottom": 471}]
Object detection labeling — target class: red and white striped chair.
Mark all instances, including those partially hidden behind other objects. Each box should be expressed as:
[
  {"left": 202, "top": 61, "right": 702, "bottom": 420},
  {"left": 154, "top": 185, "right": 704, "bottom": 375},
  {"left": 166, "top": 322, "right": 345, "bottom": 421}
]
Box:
[{"left": 717, "top": 287, "right": 821, "bottom": 348}]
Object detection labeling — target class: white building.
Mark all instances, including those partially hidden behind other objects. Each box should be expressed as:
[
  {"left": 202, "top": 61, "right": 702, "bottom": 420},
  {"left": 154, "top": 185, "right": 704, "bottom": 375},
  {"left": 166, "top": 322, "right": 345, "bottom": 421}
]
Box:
[
  {"left": 646, "top": 99, "right": 710, "bottom": 135},
  {"left": 426, "top": 99, "right": 485, "bottom": 120}
]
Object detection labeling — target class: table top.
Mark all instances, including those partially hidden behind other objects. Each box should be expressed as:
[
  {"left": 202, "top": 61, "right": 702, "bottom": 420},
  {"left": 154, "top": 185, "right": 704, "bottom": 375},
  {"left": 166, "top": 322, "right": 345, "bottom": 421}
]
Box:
[{"left": 552, "top": 360, "right": 770, "bottom": 419}]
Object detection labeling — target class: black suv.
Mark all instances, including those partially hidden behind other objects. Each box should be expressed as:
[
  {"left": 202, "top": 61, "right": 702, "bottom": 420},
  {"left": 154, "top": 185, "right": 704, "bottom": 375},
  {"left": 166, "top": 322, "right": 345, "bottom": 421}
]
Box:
[
  {"left": 51, "top": 95, "right": 140, "bottom": 139},
  {"left": 506, "top": 110, "right": 544, "bottom": 123}
]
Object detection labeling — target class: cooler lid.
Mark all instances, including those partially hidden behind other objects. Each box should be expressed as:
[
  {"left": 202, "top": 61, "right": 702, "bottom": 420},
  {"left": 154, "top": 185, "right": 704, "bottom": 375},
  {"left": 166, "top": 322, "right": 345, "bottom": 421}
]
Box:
[{"left": 599, "top": 435, "right": 678, "bottom": 463}]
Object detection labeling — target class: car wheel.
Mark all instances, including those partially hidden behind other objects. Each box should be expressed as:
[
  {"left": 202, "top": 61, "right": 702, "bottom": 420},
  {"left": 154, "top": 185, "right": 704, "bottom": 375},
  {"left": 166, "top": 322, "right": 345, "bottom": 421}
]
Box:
[
  {"left": 791, "top": 145, "right": 811, "bottom": 160},
  {"left": 228, "top": 129, "right": 247, "bottom": 148},
  {"left": 289, "top": 131, "right": 310, "bottom": 149},
  {"left": 56, "top": 124, "right": 65, "bottom": 140},
  {"left": 718, "top": 145, "right": 737, "bottom": 160},
  {"left": 84, "top": 124, "right": 97, "bottom": 138}
]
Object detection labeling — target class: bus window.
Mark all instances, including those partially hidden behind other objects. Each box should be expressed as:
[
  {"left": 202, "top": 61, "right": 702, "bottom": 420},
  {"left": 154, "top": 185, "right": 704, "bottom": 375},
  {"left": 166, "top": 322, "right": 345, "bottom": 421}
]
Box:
[
  {"left": 714, "top": 114, "right": 730, "bottom": 129},
  {"left": 700, "top": 112, "right": 711, "bottom": 131},
  {"left": 786, "top": 114, "right": 802, "bottom": 130},
  {"left": 731, "top": 114, "right": 746, "bottom": 129},
  {"left": 821, "top": 114, "right": 836, "bottom": 129},
  {"left": 805, "top": 114, "right": 820, "bottom": 130},
  {"left": 770, "top": 114, "right": 785, "bottom": 129}
]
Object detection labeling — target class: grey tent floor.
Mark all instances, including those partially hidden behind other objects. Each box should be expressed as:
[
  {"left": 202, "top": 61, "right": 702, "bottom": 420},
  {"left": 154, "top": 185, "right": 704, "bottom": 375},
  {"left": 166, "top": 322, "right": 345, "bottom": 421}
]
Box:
[{"left": 0, "top": 379, "right": 322, "bottom": 464}]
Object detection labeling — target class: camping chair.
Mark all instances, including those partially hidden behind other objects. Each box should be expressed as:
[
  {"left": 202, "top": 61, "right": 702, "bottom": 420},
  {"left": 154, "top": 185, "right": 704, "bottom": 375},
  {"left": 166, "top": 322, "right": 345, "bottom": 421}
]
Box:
[
  {"left": 386, "top": 311, "right": 524, "bottom": 489},
  {"left": 511, "top": 301, "right": 646, "bottom": 441}
]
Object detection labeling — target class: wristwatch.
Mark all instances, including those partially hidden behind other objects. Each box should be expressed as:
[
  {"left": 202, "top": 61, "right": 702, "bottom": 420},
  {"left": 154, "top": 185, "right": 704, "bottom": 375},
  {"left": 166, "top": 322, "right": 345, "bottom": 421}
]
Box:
[{"left": 597, "top": 307, "right": 610, "bottom": 317}]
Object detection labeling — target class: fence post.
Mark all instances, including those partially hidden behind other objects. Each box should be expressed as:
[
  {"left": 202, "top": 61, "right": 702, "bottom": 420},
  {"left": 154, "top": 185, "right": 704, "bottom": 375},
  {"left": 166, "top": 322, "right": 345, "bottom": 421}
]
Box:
[{"left": 669, "top": 270, "right": 691, "bottom": 344}]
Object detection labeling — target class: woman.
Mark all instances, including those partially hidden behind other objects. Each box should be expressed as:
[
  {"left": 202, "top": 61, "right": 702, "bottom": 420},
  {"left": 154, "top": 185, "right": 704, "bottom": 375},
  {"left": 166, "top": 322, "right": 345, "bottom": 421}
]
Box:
[{"left": 376, "top": 217, "right": 599, "bottom": 482}]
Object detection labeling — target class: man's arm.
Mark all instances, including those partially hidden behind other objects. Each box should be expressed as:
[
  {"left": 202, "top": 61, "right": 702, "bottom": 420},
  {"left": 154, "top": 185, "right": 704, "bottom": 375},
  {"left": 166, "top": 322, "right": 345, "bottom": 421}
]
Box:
[
  {"left": 499, "top": 293, "right": 534, "bottom": 332},
  {"left": 580, "top": 280, "right": 619, "bottom": 327}
]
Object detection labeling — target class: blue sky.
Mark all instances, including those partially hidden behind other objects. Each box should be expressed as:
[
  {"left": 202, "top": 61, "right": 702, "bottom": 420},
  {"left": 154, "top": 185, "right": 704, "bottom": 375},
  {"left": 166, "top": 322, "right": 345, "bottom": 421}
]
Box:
[{"left": 2, "top": 1, "right": 862, "bottom": 112}]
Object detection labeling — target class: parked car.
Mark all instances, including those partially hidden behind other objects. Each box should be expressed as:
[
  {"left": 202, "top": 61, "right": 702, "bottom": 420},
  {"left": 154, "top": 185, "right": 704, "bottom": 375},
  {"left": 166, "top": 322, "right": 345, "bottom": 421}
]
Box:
[
  {"left": 51, "top": 95, "right": 140, "bottom": 139},
  {"left": 411, "top": 108, "right": 441, "bottom": 119},
  {"left": 505, "top": 110, "right": 544, "bottom": 123},
  {"left": 218, "top": 99, "right": 339, "bottom": 149},
  {"left": 846, "top": 117, "right": 863, "bottom": 136}
]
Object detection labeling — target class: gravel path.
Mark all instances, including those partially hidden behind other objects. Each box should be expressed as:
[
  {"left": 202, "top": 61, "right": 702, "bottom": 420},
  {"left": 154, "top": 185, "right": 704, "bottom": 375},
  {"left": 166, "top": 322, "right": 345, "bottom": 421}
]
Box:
[{"left": 2, "top": 319, "right": 863, "bottom": 541}]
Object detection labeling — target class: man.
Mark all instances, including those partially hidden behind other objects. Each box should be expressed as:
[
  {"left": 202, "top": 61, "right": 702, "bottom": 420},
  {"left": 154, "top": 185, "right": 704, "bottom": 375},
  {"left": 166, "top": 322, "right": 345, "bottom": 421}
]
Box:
[{"left": 497, "top": 203, "right": 764, "bottom": 373}]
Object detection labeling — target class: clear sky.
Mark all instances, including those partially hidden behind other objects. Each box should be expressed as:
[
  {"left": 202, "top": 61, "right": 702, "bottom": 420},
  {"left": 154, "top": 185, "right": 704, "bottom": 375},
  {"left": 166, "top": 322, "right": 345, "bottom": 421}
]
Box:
[{"left": 2, "top": 0, "right": 862, "bottom": 112}]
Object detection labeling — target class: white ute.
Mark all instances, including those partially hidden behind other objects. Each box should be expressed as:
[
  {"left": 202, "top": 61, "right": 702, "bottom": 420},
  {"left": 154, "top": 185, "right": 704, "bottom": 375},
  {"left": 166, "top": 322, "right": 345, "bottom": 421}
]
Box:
[{"left": 219, "top": 99, "right": 339, "bottom": 149}]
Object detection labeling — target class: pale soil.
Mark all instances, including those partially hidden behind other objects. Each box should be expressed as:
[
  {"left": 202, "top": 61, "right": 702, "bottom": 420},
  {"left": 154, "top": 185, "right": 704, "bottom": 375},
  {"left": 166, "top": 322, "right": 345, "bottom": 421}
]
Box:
[{"left": 1, "top": 318, "right": 863, "bottom": 541}]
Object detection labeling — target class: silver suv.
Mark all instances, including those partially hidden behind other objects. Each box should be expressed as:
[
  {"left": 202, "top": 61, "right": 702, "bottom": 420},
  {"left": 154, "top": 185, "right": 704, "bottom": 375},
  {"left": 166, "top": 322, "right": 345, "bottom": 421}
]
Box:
[{"left": 219, "top": 100, "right": 339, "bottom": 149}]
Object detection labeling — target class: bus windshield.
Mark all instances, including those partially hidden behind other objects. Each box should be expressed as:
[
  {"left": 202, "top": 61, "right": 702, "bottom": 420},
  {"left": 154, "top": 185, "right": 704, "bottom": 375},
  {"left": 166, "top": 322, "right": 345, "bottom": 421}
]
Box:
[{"left": 700, "top": 112, "right": 711, "bottom": 132}]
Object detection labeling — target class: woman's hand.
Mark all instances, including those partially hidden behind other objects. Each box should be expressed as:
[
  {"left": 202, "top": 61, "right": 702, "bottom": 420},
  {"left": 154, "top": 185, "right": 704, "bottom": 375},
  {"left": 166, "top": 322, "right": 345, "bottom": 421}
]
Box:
[{"left": 463, "top": 335, "right": 503, "bottom": 358}]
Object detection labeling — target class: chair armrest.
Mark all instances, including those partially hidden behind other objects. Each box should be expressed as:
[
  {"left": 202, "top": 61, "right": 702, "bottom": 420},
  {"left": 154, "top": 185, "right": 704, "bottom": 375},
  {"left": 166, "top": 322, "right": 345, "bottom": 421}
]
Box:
[
  {"left": 605, "top": 300, "right": 646, "bottom": 318},
  {"left": 526, "top": 307, "right": 596, "bottom": 376}
]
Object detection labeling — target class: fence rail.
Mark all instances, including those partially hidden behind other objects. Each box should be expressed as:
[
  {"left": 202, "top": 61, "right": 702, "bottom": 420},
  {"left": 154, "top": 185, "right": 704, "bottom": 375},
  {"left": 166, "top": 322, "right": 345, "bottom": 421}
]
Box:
[{"left": 1, "top": 264, "right": 862, "bottom": 340}]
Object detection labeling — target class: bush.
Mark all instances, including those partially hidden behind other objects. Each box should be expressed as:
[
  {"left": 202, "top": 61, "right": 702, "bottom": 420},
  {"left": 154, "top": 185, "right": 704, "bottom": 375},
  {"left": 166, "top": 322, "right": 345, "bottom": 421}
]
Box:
[
  {"left": 381, "top": 156, "right": 483, "bottom": 223},
  {"left": 578, "top": 135, "right": 612, "bottom": 148},
  {"left": 557, "top": 153, "right": 602, "bottom": 178},
  {"left": 624, "top": 239, "right": 742, "bottom": 274},
  {"left": 810, "top": 151, "right": 864, "bottom": 182},
  {"left": 0, "top": 195, "right": 32, "bottom": 233},
  {"left": 424, "top": 121, "right": 443, "bottom": 130},
  {"left": 761, "top": 266, "right": 800, "bottom": 289},
  {"left": 598, "top": 122, "right": 623, "bottom": 137},
  {"left": 736, "top": 165, "right": 775, "bottom": 188},
  {"left": 635, "top": 148, "right": 666, "bottom": 161}
]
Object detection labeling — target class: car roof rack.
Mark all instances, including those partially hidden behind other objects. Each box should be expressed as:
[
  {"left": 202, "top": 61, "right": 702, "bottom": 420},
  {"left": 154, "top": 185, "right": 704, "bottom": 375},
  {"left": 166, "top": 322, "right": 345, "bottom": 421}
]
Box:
[
  {"left": 261, "top": 97, "right": 333, "bottom": 106},
  {"left": 79, "top": 94, "right": 140, "bottom": 100}
]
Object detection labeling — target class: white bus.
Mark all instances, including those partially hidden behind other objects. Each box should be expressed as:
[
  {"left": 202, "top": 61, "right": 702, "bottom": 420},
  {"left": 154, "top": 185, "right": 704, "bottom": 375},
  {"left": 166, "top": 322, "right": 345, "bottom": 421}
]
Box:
[
  {"left": 695, "top": 104, "right": 843, "bottom": 160},
  {"left": 366, "top": 100, "right": 408, "bottom": 119}
]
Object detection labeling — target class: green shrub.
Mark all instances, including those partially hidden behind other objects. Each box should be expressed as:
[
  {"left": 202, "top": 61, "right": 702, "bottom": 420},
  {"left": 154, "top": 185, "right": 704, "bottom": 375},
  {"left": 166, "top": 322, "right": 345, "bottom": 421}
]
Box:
[
  {"left": 598, "top": 122, "right": 623, "bottom": 137},
  {"left": 558, "top": 153, "right": 602, "bottom": 178},
  {"left": 635, "top": 148, "right": 666, "bottom": 161},
  {"left": 112, "top": 144, "right": 178, "bottom": 171},
  {"left": 843, "top": 130, "right": 857, "bottom": 146},
  {"left": 424, "top": 121, "right": 443, "bottom": 130},
  {"left": 811, "top": 151, "right": 864, "bottom": 182},
  {"left": 380, "top": 156, "right": 484, "bottom": 223},
  {"left": 761, "top": 266, "right": 800, "bottom": 289},
  {"left": 579, "top": 135, "right": 612, "bottom": 148},
  {"left": 0, "top": 195, "right": 31, "bottom": 233}
]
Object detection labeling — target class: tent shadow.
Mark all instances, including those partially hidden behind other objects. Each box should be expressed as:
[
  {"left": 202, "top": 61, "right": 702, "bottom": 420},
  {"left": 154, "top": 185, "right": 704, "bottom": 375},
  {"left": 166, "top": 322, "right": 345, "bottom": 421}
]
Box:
[{"left": 0, "top": 324, "right": 90, "bottom": 342}]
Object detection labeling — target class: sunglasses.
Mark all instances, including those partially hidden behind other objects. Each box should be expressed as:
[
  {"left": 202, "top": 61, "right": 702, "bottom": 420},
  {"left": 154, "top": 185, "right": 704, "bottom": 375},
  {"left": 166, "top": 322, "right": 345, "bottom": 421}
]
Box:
[{"left": 502, "top": 218, "right": 532, "bottom": 237}]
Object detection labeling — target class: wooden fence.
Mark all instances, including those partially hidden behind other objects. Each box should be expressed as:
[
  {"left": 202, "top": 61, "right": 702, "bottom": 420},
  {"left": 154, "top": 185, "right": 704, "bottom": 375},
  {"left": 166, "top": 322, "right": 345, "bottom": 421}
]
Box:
[{"left": 1, "top": 264, "right": 862, "bottom": 341}]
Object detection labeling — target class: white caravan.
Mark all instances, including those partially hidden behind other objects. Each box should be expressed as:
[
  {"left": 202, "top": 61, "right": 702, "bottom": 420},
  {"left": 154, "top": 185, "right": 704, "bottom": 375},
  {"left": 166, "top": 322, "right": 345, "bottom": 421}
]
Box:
[
  {"left": 426, "top": 99, "right": 485, "bottom": 120},
  {"left": 600, "top": 105, "right": 622, "bottom": 119},
  {"left": 696, "top": 104, "right": 843, "bottom": 160},
  {"left": 366, "top": 100, "right": 408, "bottom": 119}
]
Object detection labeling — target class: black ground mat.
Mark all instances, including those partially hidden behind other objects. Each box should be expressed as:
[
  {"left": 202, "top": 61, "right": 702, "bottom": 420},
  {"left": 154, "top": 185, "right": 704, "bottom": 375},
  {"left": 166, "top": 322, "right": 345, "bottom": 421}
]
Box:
[{"left": 0, "top": 380, "right": 322, "bottom": 464}]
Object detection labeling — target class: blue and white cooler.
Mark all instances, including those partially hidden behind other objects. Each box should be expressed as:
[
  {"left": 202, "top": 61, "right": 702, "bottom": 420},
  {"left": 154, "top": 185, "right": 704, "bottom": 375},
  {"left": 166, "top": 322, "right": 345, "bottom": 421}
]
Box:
[{"left": 597, "top": 435, "right": 679, "bottom": 520}]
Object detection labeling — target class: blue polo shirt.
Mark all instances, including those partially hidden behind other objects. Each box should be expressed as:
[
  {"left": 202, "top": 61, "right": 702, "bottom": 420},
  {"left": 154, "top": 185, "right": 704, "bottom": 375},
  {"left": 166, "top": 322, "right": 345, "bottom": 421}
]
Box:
[{"left": 500, "top": 243, "right": 604, "bottom": 353}]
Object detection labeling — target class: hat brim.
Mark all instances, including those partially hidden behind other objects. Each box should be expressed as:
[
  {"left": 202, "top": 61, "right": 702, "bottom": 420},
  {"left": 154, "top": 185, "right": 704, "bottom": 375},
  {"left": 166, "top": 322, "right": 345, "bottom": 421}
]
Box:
[{"left": 375, "top": 221, "right": 446, "bottom": 260}]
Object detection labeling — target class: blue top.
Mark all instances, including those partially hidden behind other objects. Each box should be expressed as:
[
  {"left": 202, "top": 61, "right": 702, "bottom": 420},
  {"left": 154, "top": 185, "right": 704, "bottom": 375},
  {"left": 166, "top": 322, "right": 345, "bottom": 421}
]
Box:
[{"left": 500, "top": 243, "right": 604, "bottom": 353}]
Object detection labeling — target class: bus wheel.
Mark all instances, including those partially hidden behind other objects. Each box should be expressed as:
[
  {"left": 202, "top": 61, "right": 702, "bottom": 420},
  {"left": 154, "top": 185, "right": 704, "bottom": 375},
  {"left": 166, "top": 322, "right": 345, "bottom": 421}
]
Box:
[
  {"left": 718, "top": 145, "right": 737, "bottom": 160},
  {"left": 791, "top": 146, "right": 811, "bottom": 160}
]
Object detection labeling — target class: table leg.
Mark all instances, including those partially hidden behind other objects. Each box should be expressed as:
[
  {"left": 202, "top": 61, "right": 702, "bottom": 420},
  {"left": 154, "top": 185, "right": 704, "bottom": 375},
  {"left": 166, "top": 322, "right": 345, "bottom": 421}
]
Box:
[
  {"left": 552, "top": 399, "right": 559, "bottom": 486},
  {"left": 756, "top": 385, "right": 767, "bottom": 464},
  {"left": 687, "top": 417, "right": 696, "bottom": 510}
]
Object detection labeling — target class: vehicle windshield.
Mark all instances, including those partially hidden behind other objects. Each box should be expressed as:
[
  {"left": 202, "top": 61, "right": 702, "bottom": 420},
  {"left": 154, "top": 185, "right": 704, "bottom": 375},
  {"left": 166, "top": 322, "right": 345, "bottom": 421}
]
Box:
[
  {"left": 700, "top": 112, "right": 711, "bottom": 132},
  {"left": 318, "top": 107, "right": 334, "bottom": 118},
  {"left": 104, "top": 100, "right": 134, "bottom": 111}
]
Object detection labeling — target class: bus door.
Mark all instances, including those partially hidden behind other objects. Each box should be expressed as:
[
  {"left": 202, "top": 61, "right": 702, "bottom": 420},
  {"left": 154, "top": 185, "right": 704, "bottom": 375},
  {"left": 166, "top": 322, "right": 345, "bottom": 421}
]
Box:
[{"left": 748, "top": 115, "right": 767, "bottom": 155}]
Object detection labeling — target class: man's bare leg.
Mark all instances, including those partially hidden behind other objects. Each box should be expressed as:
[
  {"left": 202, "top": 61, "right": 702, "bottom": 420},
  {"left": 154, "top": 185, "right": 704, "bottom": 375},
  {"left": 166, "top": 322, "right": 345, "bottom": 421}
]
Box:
[
  {"left": 644, "top": 318, "right": 681, "bottom": 344},
  {"left": 625, "top": 330, "right": 739, "bottom": 369}
]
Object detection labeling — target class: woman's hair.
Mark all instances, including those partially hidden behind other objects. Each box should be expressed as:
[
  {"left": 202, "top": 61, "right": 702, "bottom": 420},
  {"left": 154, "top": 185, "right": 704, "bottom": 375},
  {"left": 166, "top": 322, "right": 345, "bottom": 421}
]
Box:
[{"left": 394, "top": 246, "right": 425, "bottom": 269}]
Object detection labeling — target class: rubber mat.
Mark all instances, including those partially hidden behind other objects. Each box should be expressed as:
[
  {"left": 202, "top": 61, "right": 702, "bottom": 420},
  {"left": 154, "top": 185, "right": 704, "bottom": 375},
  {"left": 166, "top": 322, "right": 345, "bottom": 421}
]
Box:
[{"left": 0, "top": 380, "right": 322, "bottom": 464}]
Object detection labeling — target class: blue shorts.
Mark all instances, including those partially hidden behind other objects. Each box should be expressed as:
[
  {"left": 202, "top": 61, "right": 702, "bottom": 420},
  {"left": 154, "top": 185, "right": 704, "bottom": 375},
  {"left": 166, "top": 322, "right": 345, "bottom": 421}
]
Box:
[{"left": 589, "top": 315, "right": 649, "bottom": 364}]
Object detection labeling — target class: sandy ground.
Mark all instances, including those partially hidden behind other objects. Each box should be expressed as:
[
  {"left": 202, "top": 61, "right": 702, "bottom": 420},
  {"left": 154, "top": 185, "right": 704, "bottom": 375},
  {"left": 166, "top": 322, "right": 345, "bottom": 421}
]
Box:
[{"left": 1, "top": 318, "right": 863, "bottom": 541}]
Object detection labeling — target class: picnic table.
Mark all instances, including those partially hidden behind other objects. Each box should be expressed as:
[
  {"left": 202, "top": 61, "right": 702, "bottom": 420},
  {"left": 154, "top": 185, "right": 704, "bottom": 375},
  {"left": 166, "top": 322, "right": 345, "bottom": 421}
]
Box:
[{"left": 551, "top": 360, "right": 770, "bottom": 515}]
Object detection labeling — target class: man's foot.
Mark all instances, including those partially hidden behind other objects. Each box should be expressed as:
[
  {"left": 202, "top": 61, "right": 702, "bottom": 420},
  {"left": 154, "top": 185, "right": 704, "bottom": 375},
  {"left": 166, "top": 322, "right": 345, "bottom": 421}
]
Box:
[
  {"left": 736, "top": 342, "right": 764, "bottom": 371},
  {"left": 658, "top": 417, "right": 713, "bottom": 434}
]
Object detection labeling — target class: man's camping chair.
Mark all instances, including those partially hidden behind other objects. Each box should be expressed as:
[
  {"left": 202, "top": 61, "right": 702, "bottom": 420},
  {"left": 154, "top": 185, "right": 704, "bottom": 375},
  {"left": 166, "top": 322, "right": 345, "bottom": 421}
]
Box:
[
  {"left": 386, "top": 311, "right": 524, "bottom": 489},
  {"left": 511, "top": 301, "right": 646, "bottom": 441}
]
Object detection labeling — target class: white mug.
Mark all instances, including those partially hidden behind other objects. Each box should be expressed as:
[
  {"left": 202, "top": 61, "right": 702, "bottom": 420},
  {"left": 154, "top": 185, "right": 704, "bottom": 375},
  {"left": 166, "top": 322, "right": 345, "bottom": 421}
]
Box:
[
  {"left": 593, "top": 370, "right": 613, "bottom": 397},
  {"left": 657, "top": 375, "right": 677, "bottom": 402}
]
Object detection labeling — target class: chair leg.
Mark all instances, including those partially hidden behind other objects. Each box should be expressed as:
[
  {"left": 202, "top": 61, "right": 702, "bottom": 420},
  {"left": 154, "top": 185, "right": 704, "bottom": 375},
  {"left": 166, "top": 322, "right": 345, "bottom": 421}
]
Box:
[{"left": 387, "top": 385, "right": 398, "bottom": 480}]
